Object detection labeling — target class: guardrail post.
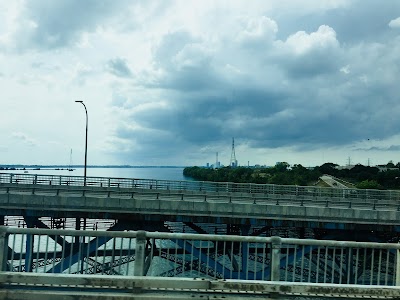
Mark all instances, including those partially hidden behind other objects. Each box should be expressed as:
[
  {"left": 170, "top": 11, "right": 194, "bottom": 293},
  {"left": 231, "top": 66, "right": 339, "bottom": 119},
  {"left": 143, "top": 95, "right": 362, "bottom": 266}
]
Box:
[
  {"left": 270, "top": 236, "right": 281, "bottom": 281},
  {"left": 0, "top": 226, "right": 8, "bottom": 271},
  {"left": 396, "top": 248, "right": 400, "bottom": 286},
  {"left": 134, "top": 231, "right": 147, "bottom": 276}
]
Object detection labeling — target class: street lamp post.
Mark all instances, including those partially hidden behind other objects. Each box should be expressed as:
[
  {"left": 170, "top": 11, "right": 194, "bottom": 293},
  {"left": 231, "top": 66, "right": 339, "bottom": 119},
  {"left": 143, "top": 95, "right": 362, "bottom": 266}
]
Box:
[{"left": 75, "top": 100, "right": 88, "bottom": 186}]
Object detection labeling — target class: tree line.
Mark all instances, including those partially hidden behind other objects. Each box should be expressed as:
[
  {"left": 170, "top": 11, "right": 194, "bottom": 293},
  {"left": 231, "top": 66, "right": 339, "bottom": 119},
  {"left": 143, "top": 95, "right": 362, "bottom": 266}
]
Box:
[{"left": 183, "top": 162, "right": 400, "bottom": 189}]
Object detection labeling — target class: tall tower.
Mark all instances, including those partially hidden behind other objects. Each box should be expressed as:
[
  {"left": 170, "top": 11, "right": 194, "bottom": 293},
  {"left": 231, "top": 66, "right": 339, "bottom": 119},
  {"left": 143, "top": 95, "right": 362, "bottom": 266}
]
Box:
[{"left": 230, "top": 137, "right": 237, "bottom": 167}]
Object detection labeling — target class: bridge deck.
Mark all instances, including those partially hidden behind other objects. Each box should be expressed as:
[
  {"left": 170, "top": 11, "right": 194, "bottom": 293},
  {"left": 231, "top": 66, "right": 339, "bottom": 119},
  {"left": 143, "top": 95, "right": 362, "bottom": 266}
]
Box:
[{"left": 1, "top": 173, "right": 400, "bottom": 231}]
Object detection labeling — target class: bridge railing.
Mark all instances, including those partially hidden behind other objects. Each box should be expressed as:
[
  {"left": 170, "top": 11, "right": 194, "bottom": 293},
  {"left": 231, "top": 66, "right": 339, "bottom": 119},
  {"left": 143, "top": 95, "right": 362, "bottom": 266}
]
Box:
[
  {"left": 2, "top": 172, "right": 400, "bottom": 203},
  {"left": 1, "top": 226, "right": 400, "bottom": 286},
  {"left": 1, "top": 184, "right": 397, "bottom": 212}
]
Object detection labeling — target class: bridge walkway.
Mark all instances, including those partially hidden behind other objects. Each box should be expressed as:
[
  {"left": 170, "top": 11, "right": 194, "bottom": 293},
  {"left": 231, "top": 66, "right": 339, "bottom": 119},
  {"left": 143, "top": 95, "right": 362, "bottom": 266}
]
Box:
[{"left": 1, "top": 172, "right": 400, "bottom": 231}]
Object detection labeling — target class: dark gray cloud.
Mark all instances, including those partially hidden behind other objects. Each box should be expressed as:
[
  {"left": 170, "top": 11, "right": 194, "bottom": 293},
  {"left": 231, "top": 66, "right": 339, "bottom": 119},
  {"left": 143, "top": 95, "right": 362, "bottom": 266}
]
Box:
[
  {"left": 6, "top": 1, "right": 395, "bottom": 165},
  {"left": 110, "top": 8, "right": 400, "bottom": 164},
  {"left": 356, "top": 145, "right": 400, "bottom": 152},
  {"left": 150, "top": 31, "right": 219, "bottom": 91},
  {"left": 106, "top": 58, "right": 133, "bottom": 78},
  {"left": 12, "top": 0, "right": 130, "bottom": 50}
]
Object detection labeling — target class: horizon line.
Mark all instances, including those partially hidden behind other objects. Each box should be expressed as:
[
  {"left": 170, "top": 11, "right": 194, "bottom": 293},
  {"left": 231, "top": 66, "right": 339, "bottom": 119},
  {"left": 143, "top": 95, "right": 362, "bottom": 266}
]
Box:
[{"left": 0, "top": 164, "right": 188, "bottom": 168}]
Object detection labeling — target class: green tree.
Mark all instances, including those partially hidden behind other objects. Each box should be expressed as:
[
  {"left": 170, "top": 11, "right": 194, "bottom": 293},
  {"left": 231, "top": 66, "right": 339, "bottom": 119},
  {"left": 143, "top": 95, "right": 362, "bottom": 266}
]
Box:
[
  {"left": 275, "top": 162, "right": 290, "bottom": 172},
  {"left": 356, "top": 180, "right": 382, "bottom": 189},
  {"left": 387, "top": 160, "right": 395, "bottom": 168}
]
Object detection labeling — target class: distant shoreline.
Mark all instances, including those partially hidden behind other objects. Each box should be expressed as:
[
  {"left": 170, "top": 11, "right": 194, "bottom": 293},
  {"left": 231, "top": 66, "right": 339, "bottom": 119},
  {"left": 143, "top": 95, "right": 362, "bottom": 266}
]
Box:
[{"left": 0, "top": 165, "right": 186, "bottom": 169}]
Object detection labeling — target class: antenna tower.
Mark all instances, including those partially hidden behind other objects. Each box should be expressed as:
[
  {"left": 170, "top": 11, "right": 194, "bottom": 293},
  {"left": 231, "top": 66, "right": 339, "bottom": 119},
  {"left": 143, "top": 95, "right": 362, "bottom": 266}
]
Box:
[{"left": 230, "top": 137, "right": 237, "bottom": 167}]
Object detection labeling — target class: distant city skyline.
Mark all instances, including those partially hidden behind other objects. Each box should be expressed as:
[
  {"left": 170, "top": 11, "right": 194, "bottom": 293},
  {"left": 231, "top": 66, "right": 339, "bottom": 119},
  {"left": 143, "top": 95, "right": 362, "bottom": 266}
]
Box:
[{"left": 1, "top": 1, "right": 400, "bottom": 167}]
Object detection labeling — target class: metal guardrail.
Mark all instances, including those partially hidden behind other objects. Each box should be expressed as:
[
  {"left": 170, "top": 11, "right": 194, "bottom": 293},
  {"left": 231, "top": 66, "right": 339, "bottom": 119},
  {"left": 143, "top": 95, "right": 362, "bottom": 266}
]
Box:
[
  {"left": 1, "top": 172, "right": 400, "bottom": 211},
  {"left": 1, "top": 226, "right": 400, "bottom": 286},
  {"left": 3, "top": 273, "right": 400, "bottom": 299},
  {"left": 0, "top": 183, "right": 398, "bottom": 212}
]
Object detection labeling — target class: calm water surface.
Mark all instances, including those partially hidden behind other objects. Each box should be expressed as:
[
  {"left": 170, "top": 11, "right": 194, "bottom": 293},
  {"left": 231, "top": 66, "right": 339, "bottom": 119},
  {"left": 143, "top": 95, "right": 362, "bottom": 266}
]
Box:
[{"left": 0, "top": 167, "right": 191, "bottom": 181}]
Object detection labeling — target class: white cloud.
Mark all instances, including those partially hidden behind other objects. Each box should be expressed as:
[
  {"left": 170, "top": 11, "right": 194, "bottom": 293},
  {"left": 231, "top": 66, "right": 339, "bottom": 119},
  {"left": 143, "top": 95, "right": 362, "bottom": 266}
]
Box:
[
  {"left": 284, "top": 25, "right": 339, "bottom": 55},
  {"left": 273, "top": 25, "right": 342, "bottom": 78},
  {"left": 173, "top": 43, "right": 212, "bottom": 69},
  {"left": 235, "top": 16, "right": 278, "bottom": 45},
  {"left": 340, "top": 65, "right": 350, "bottom": 74},
  {"left": 389, "top": 17, "right": 400, "bottom": 28},
  {"left": 1, "top": 1, "right": 400, "bottom": 167}
]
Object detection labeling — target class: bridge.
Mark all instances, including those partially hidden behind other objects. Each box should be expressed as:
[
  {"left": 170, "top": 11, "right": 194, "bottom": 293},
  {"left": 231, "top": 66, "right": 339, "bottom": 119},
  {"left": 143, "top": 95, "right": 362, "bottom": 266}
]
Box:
[
  {"left": 2, "top": 172, "right": 400, "bottom": 298},
  {"left": 2, "top": 226, "right": 400, "bottom": 299},
  {"left": 1, "top": 172, "right": 400, "bottom": 241}
]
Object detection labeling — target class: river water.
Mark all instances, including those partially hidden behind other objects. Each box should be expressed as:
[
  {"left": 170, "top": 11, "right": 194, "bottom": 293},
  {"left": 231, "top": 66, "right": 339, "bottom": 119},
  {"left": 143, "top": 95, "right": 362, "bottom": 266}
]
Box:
[{"left": 0, "top": 167, "right": 190, "bottom": 181}]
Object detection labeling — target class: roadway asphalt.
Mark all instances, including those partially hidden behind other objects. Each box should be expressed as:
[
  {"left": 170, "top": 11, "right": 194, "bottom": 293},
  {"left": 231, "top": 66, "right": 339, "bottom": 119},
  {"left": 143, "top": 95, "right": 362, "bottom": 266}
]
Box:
[{"left": 320, "top": 175, "right": 348, "bottom": 188}]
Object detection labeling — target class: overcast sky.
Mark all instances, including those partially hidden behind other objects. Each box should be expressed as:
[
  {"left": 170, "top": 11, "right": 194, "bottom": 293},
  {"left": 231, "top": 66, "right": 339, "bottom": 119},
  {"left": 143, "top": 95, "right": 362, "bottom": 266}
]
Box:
[{"left": 1, "top": 0, "right": 400, "bottom": 167}]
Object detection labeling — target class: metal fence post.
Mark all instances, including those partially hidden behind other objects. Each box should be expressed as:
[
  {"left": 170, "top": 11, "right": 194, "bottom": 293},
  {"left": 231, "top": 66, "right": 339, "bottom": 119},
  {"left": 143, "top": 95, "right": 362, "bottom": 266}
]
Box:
[
  {"left": 0, "top": 226, "right": 8, "bottom": 271},
  {"left": 396, "top": 248, "right": 400, "bottom": 286},
  {"left": 270, "top": 236, "right": 282, "bottom": 281},
  {"left": 134, "top": 230, "right": 147, "bottom": 276}
]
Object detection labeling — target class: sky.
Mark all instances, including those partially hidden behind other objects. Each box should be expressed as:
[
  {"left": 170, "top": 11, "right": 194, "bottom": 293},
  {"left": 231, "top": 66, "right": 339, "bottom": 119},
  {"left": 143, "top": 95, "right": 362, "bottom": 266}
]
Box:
[{"left": 1, "top": 0, "right": 400, "bottom": 167}]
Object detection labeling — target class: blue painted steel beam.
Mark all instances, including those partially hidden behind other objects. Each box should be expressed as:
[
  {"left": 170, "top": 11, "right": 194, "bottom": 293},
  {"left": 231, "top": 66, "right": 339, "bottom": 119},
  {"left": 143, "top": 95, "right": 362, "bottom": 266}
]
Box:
[
  {"left": 24, "top": 234, "right": 34, "bottom": 272},
  {"left": 46, "top": 235, "right": 112, "bottom": 273},
  {"left": 4, "top": 208, "right": 400, "bottom": 233}
]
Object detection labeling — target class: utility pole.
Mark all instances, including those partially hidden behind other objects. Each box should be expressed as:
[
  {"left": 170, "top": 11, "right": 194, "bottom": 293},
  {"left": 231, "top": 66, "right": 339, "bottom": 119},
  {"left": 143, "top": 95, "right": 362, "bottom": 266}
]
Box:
[{"left": 230, "top": 137, "right": 237, "bottom": 167}]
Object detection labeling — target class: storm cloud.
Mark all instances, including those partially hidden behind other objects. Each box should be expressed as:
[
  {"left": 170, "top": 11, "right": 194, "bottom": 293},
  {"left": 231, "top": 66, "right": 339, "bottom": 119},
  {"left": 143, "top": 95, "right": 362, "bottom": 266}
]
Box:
[{"left": 1, "top": 1, "right": 400, "bottom": 166}]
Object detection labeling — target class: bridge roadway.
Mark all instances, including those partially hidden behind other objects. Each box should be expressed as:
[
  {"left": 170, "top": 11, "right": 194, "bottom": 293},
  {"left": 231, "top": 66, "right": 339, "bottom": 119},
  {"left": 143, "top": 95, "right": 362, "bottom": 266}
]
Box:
[{"left": 1, "top": 173, "right": 400, "bottom": 234}]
